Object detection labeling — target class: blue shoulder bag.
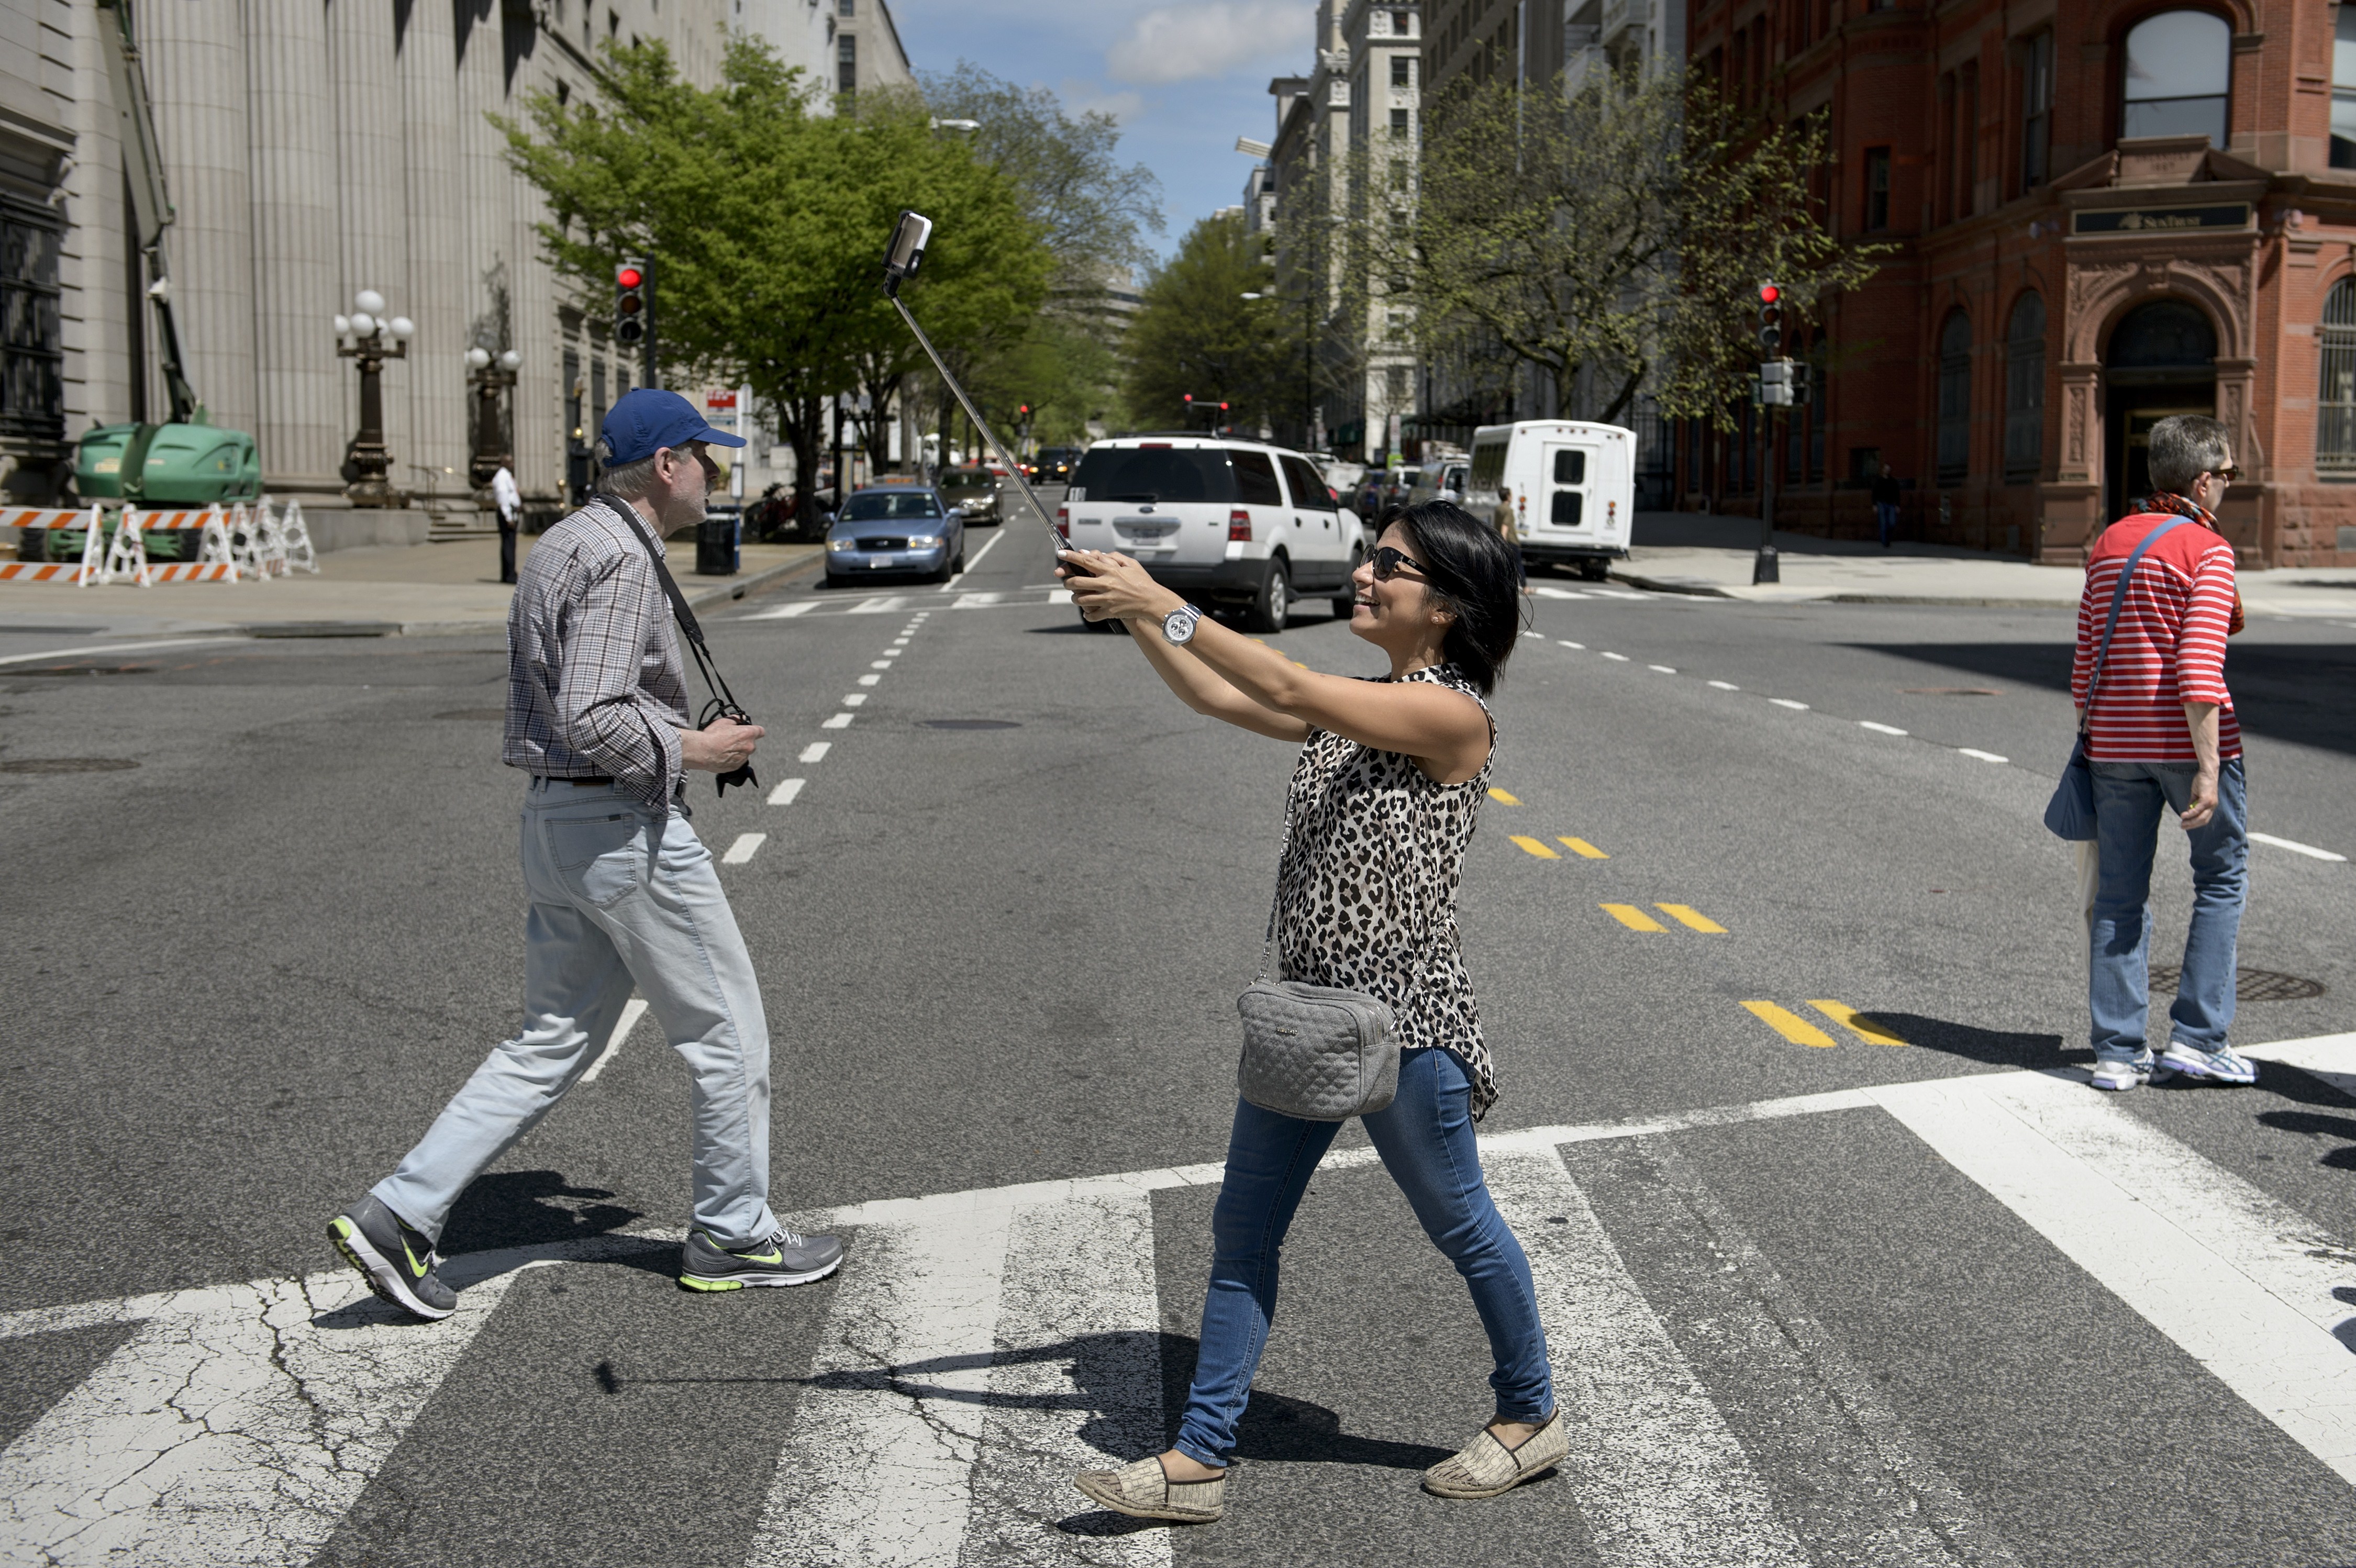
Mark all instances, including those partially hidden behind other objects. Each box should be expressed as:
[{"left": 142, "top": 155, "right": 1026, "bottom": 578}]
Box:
[{"left": 2043, "top": 516, "right": 2184, "bottom": 840}]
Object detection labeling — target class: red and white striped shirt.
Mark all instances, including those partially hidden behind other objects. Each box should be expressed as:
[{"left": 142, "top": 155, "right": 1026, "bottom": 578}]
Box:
[{"left": 2070, "top": 513, "right": 2240, "bottom": 763}]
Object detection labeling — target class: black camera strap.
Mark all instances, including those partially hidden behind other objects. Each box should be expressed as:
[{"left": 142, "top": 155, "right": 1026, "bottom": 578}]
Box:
[{"left": 601, "top": 497, "right": 758, "bottom": 796}]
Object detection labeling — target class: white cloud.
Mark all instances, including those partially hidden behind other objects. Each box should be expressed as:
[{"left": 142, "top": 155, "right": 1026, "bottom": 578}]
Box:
[
  {"left": 1058, "top": 79, "right": 1147, "bottom": 123},
  {"left": 1105, "top": 1, "right": 1312, "bottom": 86}
]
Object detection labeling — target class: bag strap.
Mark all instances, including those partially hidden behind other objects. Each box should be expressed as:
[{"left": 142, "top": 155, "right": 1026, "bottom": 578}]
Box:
[
  {"left": 2080, "top": 515, "right": 2185, "bottom": 735},
  {"left": 598, "top": 497, "right": 747, "bottom": 720}
]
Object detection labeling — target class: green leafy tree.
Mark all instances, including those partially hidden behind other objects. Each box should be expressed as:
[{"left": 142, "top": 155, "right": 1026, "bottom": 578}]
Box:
[
  {"left": 499, "top": 37, "right": 1047, "bottom": 518},
  {"left": 1122, "top": 213, "right": 1297, "bottom": 433},
  {"left": 1391, "top": 64, "right": 1886, "bottom": 422}
]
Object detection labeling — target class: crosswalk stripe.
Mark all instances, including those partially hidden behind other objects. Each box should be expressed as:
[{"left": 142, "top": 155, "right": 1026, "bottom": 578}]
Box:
[
  {"left": 1871, "top": 1071, "right": 2356, "bottom": 1484},
  {"left": 748, "top": 1213, "right": 1014, "bottom": 1567},
  {"left": 745, "top": 600, "right": 818, "bottom": 618},
  {"left": 960, "top": 1193, "right": 1170, "bottom": 1566},
  {"left": 849, "top": 596, "right": 909, "bottom": 614},
  {"left": 1487, "top": 1151, "right": 1814, "bottom": 1567},
  {"left": 0, "top": 1236, "right": 649, "bottom": 1566},
  {"left": 2246, "top": 1031, "right": 2356, "bottom": 1099}
]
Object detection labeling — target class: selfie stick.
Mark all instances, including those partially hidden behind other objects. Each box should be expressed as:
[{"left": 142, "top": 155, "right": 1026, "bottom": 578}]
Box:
[{"left": 879, "top": 210, "right": 1068, "bottom": 558}]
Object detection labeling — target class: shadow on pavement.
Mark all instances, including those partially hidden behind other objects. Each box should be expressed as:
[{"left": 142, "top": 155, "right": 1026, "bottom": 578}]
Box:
[
  {"left": 1837, "top": 641, "right": 2356, "bottom": 760},
  {"left": 438, "top": 1169, "right": 644, "bottom": 1254},
  {"left": 1872, "top": 1014, "right": 2070, "bottom": 1071}
]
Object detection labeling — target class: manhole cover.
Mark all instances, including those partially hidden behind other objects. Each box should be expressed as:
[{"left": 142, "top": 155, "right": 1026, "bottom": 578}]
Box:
[
  {"left": 1901, "top": 686, "right": 2003, "bottom": 696},
  {"left": 15, "top": 664, "right": 154, "bottom": 676},
  {"left": 919, "top": 719, "right": 1020, "bottom": 730},
  {"left": 2149, "top": 964, "right": 2326, "bottom": 1003},
  {"left": 0, "top": 758, "right": 140, "bottom": 774},
  {"left": 436, "top": 708, "right": 508, "bottom": 720}
]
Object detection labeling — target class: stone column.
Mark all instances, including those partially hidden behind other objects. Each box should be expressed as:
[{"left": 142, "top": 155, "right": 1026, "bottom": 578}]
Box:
[
  {"left": 455, "top": 0, "right": 512, "bottom": 485},
  {"left": 141, "top": 0, "right": 255, "bottom": 437},
  {"left": 397, "top": 0, "right": 470, "bottom": 506},
  {"left": 329, "top": 0, "right": 412, "bottom": 493},
  {"left": 244, "top": 0, "right": 343, "bottom": 491}
]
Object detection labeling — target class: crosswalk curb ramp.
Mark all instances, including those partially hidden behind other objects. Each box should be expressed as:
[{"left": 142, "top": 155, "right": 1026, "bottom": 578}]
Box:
[{"left": 1, "top": 1035, "right": 2350, "bottom": 1563}]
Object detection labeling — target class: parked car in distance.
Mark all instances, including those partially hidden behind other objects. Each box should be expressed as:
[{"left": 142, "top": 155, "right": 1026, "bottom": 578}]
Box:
[
  {"left": 1060, "top": 435, "right": 1362, "bottom": 632},
  {"left": 1032, "top": 446, "right": 1083, "bottom": 485},
  {"left": 826, "top": 484, "right": 967, "bottom": 585},
  {"left": 1464, "top": 420, "right": 1635, "bottom": 580},
  {"left": 935, "top": 465, "right": 1001, "bottom": 525},
  {"left": 1405, "top": 455, "right": 1471, "bottom": 508}
]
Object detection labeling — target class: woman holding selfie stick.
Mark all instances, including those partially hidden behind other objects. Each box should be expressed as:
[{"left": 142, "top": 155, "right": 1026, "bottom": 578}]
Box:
[{"left": 1060, "top": 501, "right": 1561, "bottom": 1524}]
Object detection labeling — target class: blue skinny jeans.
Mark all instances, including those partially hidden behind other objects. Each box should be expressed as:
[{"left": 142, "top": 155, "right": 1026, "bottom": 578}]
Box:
[{"left": 1173, "top": 1047, "right": 1555, "bottom": 1466}]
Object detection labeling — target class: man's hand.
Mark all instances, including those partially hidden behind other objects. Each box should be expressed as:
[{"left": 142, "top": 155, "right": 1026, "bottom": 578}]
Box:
[
  {"left": 681, "top": 716, "right": 763, "bottom": 773},
  {"left": 2181, "top": 770, "right": 2219, "bottom": 831}
]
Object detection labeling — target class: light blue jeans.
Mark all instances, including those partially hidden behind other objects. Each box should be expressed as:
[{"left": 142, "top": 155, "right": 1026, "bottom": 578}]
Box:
[
  {"left": 2088, "top": 759, "right": 2248, "bottom": 1062},
  {"left": 1174, "top": 1048, "right": 1555, "bottom": 1466},
  {"left": 374, "top": 779, "right": 779, "bottom": 1249}
]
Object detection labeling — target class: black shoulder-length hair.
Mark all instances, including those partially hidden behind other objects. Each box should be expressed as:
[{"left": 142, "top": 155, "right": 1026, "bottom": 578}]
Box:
[{"left": 1379, "top": 501, "right": 1525, "bottom": 694}]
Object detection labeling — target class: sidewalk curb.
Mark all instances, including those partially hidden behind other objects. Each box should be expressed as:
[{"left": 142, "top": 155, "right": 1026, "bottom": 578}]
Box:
[
  {"left": 1607, "top": 568, "right": 2078, "bottom": 609},
  {"left": 1609, "top": 570, "right": 1733, "bottom": 598}
]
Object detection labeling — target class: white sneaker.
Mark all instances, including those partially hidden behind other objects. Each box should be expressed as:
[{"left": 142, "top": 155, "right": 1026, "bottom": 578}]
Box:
[
  {"left": 2089, "top": 1052, "right": 2154, "bottom": 1092},
  {"left": 2158, "top": 1041, "right": 2258, "bottom": 1086}
]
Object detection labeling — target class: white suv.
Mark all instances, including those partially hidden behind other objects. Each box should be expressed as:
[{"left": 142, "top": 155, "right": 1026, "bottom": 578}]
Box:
[{"left": 1059, "top": 436, "right": 1364, "bottom": 632}]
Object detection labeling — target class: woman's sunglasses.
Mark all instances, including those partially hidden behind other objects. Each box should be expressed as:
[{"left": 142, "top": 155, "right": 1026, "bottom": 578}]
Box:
[{"left": 1369, "top": 545, "right": 1429, "bottom": 581}]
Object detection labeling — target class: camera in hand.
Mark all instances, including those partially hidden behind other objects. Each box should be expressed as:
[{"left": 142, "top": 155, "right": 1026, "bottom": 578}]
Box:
[{"left": 700, "top": 698, "right": 758, "bottom": 796}]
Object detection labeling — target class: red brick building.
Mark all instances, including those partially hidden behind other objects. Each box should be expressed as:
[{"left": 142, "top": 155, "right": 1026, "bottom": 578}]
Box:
[{"left": 1679, "top": 0, "right": 2356, "bottom": 566}]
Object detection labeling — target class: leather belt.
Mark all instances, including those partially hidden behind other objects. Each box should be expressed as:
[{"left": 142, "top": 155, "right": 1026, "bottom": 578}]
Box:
[{"left": 536, "top": 775, "right": 614, "bottom": 786}]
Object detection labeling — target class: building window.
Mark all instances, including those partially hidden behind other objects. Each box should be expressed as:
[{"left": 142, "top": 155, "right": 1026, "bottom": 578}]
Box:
[
  {"left": 0, "top": 198, "right": 65, "bottom": 445},
  {"left": 1392, "top": 54, "right": 1412, "bottom": 87},
  {"left": 1391, "top": 107, "right": 1410, "bottom": 139},
  {"left": 2021, "top": 31, "right": 2053, "bottom": 190},
  {"left": 2335, "top": 8, "right": 2356, "bottom": 168},
  {"left": 1392, "top": 10, "right": 1410, "bottom": 35},
  {"left": 2320, "top": 279, "right": 2356, "bottom": 476},
  {"left": 1863, "top": 147, "right": 1891, "bottom": 230},
  {"left": 2003, "top": 292, "right": 2046, "bottom": 483},
  {"left": 839, "top": 0, "right": 853, "bottom": 13},
  {"left": 838, "top": 35, "right": 855, "bottom": 94},
  {"left": 1936, "top": 310, "right": 1971, "bottom": 485},
  {"left": 2122, "top": 10, "right": 2230, "bottom": 148}
]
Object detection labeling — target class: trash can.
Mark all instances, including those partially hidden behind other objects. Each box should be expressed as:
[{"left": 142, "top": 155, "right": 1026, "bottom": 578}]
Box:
[{"left": 696, "top": 509, "right": 740, "bottom": 576}]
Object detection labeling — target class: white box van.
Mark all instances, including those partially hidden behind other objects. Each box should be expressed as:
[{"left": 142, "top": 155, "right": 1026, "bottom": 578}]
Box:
[
  {"left": 1060, "top": 436, "right": 1363, "bottom": 632},
  {"left": 1464, "top": 420, "right": 1635, "bottom": 582}
]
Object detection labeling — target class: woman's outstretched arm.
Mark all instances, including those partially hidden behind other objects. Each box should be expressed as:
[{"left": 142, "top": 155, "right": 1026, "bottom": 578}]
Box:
[{"left": 1120, "top": 609, "right": 1313, "bottom": 741}]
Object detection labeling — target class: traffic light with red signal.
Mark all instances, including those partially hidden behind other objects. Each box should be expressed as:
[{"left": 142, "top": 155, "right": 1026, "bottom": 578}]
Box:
[
  {"left": 616, "top": 260, "right": 648, "bottom": 345},
  {"left": 1757, "top": 282, "right": 1782, "bottom": 358}
]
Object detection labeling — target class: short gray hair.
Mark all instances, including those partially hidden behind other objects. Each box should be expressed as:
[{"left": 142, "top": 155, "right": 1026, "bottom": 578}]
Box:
[
  {"left": 2146, "top": 415, "right": 2230, "bottom": 495},
  {"left": 595, "top": 450, "right": 663, "bottom": 501}
]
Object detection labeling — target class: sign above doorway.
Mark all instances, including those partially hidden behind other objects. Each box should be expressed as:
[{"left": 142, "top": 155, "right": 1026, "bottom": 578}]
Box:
[{"left": 2072, "top": 204, "right": 2252, "bottom": 236}]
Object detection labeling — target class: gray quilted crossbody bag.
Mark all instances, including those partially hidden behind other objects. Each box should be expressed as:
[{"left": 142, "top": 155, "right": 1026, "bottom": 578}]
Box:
[{"left": 1235, "top": 775, "right": 1433, "bottom": 1121}]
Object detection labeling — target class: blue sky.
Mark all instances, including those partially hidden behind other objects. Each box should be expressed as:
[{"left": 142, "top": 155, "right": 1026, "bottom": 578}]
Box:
[{"left": 886, "top": 0, "right": 1311, "bottom": 268}]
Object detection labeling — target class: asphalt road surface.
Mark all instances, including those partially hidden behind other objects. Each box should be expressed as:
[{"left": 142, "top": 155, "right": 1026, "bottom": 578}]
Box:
[{"left": 2, "top": 517, "right": 2353, "bottom": 1567}]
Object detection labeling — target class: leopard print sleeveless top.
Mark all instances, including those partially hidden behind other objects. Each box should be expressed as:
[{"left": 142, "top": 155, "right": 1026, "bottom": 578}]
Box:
[{"left": 1271, "top": 663, "right": 1498, "bottom": 1118}]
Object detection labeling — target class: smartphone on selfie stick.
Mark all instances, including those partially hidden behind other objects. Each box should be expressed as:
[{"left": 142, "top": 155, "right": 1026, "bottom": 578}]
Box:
[{"left": 881, "top": 211, "right": 1088, "bottom": 580}]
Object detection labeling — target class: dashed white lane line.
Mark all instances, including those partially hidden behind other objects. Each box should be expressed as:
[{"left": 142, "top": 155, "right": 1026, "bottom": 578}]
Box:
[
  {"left": 857, "top": 674, "right": 882, "bottom": 686},
  {"left": 2250, "top": 831, "right": 2348, "bottom": 863},
  {"left": 581, "top": 998, "right": 649, "bottom": 1084},
  {"left": 871, "top": 658, "right": 894, "bottom": 668},
  {"left": 721, "top": 832, "right": 768, "bottom": 865},
  {"left": 799, "top": 741, "right": 831, "bottom": 763},
  {"left": 1708, "top": 680, "right": 1740, "bottom": 691},
  {"left": 1601, "top": 652, "right": 1630, "bottom": 662},
  {"left": 1559, "top": 640, "right": 1586, "bottom": 649},
  {"left": 1770, "top": 698, "right": 1810, "bottom": 710},
  {"left": 1958, "top": 748, "right": 2009, "bottom": 764},
  {"left": 1530, "top": 585, "right": 1588, "bottom": 599},
  {"left": 1521, "top": 630, "right": 1546, "bottom": 640},
  {"left": 1858, "top": 721, "right": 1908, "bottom": 736},
  {"left": 1648, "top": 664, "right": 1676, "bottom": 674},
  {"left": 842, "top": 693, "right": 869, "bottom": 707},
  {"left": 821, "top": 713, "right": 853, "bottom": 729},
  {"left": 767, "top": 777, "right": 806, "bottom": 806},
  {"left": 1049, "top": 588, "right": 1074, "bottom": 605}
]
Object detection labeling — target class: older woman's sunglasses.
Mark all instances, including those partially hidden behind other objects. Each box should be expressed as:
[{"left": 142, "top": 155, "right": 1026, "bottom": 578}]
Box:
[{"left": 1370, "top": 544, "right": 1429, "bottom": 581}]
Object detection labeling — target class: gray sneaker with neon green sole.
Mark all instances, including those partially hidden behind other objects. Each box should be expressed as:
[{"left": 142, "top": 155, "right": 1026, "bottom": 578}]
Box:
[
  {"left": 329, "top": 1195, "right": 458, "bottom": 1321},
  {"left": 680, "top": 1226, "right": 843, "bottom": 1291}
]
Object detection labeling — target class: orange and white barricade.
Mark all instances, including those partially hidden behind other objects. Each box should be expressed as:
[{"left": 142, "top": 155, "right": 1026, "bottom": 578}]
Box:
[
  {"left": 0, "top": 506, "right": 104, "bottom": 583},
  {"left": 131, "top": 506, "right": 240, "bottom": 582},
  {"left": 4, "top": 501, "right": 275, "bottom": 584},
  {"left": 276, "top": 499, "right": 317, "bottom": 574}
]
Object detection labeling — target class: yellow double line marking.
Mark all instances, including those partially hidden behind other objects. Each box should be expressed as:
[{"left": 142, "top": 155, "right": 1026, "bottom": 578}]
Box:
[
  {"left": 1741, "top": 1000, "right": 1909, "bottom": 1048},
  {"left": 1508, "top": 835, "right": 1611, "bottom": 861},
  {"left": 1602, "top": 903, "right": 1726, "bottom": 933}
]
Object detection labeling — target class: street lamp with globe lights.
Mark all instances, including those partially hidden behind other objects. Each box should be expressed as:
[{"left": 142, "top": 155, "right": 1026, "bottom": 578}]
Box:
[
  {"left": 336, "top": 287, "right": 413, "bottom": 506},
  {"left": 464, "top": 344, "right": 523, "bottom": 492}
]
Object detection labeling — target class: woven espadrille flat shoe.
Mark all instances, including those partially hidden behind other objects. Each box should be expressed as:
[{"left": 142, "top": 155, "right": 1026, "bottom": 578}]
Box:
[
  {"left": 1421, "top": 1409, "right": 1567, "bottom": 1499},
  {"left": 1072, "top": 1454, "right": 1227, "bottom": 1522}
]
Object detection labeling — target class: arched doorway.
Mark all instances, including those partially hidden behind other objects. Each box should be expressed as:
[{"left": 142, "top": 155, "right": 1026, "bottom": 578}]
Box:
[{"left": 2104, "top": 299, "right": 2217, "bottom": 517}]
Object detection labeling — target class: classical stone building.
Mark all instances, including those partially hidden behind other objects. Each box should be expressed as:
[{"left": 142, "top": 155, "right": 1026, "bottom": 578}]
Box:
[
  {"left": 4, "top": 0, "right": 744, "bottom": 536},
  {"left": 1681, "top": 0, "right": 2355, "bottom": 566}
]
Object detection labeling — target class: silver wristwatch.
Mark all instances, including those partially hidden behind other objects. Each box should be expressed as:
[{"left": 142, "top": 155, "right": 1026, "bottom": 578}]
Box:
[{"left": 1161, "top": 604, "right": 1203, "bottom": 646}]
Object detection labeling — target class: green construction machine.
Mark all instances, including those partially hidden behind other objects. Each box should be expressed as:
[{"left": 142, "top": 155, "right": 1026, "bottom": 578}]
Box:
[{"left": 47, "top": 0, "right": 259, "bottom": 562}]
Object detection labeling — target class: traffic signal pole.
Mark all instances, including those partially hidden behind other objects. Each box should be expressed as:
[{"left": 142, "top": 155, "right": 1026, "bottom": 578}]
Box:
[{"left": 1753, "top": 283, "right": 1784, "bottom": 586}]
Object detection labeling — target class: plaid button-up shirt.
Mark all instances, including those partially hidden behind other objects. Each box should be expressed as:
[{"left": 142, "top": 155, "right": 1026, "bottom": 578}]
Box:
[{"left": 503, "top": 496, "right": 688, "bottom": 811}]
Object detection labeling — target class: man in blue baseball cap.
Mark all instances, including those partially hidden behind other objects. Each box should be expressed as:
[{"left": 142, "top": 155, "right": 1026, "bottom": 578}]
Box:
[{"left": 329, "top": 388, "right": 843, "bottom": 1319}]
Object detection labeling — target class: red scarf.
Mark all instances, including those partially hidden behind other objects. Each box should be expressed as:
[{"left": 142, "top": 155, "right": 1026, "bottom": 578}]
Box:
[{"left": 2139, "top": 491, "right": 2244, "bottom": 635}]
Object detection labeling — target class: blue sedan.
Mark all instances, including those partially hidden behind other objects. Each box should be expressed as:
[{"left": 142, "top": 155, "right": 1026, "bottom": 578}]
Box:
[{"left": 824, "top": 484, "right": 967, "bottom": 585}]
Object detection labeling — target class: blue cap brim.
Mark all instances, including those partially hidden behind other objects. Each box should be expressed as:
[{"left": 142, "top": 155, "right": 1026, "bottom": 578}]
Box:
[{"left": 688, "top": 420, "right": 748, "bottom": 449}]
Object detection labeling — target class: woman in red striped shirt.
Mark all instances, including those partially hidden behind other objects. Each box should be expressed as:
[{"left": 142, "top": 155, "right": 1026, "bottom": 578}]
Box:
[{"left": 2073, "top": 414, "right": 2254, "bottom": 1092}]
